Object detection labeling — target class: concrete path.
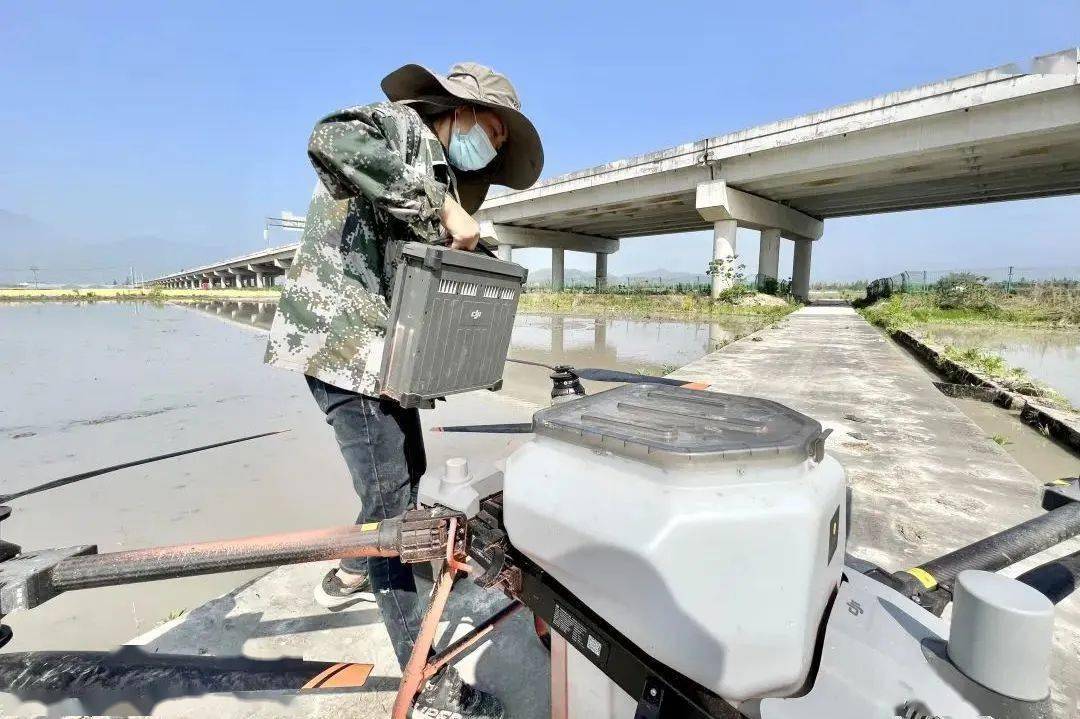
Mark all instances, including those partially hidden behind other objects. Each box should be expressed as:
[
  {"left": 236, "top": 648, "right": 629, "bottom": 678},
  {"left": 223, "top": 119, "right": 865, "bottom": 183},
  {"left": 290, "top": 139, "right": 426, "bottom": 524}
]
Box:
[
  {"left": 123, "top": 563, "right": 550, "bottom": 718},
  {"left": 673, "top": 304, "right": 1080, "bottom": 715}
]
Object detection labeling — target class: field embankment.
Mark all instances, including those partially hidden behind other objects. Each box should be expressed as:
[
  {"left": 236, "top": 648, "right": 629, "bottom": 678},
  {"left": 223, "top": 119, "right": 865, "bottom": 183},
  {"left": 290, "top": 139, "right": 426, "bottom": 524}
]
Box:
[
  {"left": 858, "top": 276, "right": 1078, "bottom": 411},
  {"left": 518, "top": 290, "right": 797, "bottom": 321},
  {"left": 859, "top": 284, "right": 1080, "bottom": 331},
  {"left": 0, "top": 287, "right": 280, "bottom": 302}
]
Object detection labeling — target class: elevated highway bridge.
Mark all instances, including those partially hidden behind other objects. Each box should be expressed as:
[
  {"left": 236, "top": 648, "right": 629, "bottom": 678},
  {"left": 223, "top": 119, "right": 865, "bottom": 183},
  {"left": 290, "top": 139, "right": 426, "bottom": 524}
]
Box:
[{"left": 151, "top": 48, "right": 1080, "bottom": 300}]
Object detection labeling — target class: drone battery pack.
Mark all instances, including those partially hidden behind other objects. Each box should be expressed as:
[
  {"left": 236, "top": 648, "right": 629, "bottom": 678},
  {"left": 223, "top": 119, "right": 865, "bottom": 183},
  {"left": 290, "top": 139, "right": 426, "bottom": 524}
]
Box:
[{"left": 377, "top": 242, "right": 527, "bottom": 409}]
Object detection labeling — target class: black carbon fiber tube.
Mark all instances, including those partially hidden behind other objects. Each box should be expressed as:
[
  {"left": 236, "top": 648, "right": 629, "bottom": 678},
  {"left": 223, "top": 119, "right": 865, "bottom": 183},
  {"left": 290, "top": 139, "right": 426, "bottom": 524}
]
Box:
[
  {"left": 49, "top": 521, "right": 399, "bottom": 592},
  {"left": 917, "top": 502, "right": 1080, "bottom": 589},
  {"left": 0, "top": 649, "right": 354, "bottom": 711},
  {"left": 1018, "top": 548, "right": 1080, "bottom": 604}
]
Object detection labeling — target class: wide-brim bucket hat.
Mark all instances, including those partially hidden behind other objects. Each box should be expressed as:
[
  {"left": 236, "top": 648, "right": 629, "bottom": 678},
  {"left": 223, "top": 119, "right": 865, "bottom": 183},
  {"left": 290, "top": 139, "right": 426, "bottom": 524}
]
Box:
[{"left": 382, "top": 62, "right": 544, "bottom": 213}]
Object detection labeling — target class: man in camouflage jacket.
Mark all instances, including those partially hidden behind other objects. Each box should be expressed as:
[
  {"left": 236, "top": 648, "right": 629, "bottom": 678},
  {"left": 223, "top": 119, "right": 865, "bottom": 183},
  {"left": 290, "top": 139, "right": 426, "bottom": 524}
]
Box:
[{"left": 265, "top": 62, "right": 542, "bottom": 719}]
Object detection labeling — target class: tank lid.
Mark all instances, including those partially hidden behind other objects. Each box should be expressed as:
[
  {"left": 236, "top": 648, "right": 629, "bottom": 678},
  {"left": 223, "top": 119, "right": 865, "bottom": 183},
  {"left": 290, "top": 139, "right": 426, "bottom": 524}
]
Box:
[{"left": 532, "top": 384, "right": 825, "bottom": 463}]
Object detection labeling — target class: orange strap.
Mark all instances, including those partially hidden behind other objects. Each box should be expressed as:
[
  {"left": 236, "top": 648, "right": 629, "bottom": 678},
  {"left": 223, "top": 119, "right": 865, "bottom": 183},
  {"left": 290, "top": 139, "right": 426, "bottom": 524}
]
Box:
[{"left": 302, "top": 662, "right": 374, "bottom": 690}]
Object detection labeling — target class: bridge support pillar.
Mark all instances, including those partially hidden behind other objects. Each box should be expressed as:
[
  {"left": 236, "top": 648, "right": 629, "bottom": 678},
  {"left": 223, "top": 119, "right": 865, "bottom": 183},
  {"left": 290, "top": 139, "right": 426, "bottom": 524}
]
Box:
[
  {"left": 696, "top": 180, "right": 823, "bottom": 299},
  {"left": 255, "top": 272, "right": 265, "bottom": 288},
  {"left": 710, "top": 220, "right": 738, "bottom": 298},
  {"left": 551, "top": 248, "right": 565, "bottom": 291},
  {"left": 792, "top": 239, "right": 813, "bottom": 302},
  {"left": 595, "top": 252, "right": 608, "bottom": 291},
  {"left": 497, "top": 244, "right": 512, "bottom": 262},
  {"left": 758, "top": 228, "right": 781, "bottom": 290}
]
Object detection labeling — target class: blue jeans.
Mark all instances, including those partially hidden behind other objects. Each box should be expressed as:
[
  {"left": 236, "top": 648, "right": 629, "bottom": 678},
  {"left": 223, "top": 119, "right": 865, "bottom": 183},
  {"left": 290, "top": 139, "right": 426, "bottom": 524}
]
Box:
[{"left": 306, "top": 375, "right": 427, "bottom": 670}]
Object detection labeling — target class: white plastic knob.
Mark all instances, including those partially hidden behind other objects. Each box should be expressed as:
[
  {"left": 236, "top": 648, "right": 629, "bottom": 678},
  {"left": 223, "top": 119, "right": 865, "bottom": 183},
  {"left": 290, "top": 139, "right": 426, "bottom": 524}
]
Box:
[{"left": 444, "top": 457, "right": 470, "bottom": 484}]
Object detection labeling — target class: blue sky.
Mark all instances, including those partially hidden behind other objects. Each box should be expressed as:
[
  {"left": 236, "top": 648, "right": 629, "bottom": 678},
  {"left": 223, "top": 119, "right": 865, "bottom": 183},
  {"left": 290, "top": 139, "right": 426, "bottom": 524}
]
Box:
[{"left": 1, "top": 1, "right": 1078, "bottom": 281}]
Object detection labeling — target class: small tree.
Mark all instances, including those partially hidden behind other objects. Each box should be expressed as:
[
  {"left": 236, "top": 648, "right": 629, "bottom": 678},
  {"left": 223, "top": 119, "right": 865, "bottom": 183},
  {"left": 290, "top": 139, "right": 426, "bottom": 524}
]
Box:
[
  {"left": 707, "top": 256, "right": 754, "bottom": 301},
  {"left": 933, "top": 272, "right": 994, "bottom": 310},
  {"left": 706, "top": 255, "right": 746, "bottom": 287}
]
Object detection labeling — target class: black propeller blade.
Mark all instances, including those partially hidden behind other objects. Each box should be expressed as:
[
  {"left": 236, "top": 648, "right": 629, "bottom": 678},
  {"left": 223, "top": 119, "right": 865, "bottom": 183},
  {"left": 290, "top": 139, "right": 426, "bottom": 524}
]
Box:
[
  {"left": 573, "top": 368, "right": 690, "bottom": 386},
  {"left": 507, "top": 357, "right": 696, "bottom": 387},
  {"left": 445, "top": 359, "right": 706, "bottom": 437},
  {"left": 430, "top": 423, "right": 534, "bottom": 434},
  {"left": 0, "top": 430, "right": 287, "bottom": 503},
  {"left": 505, "top": 358, "right": 556, "bottom": 371}
]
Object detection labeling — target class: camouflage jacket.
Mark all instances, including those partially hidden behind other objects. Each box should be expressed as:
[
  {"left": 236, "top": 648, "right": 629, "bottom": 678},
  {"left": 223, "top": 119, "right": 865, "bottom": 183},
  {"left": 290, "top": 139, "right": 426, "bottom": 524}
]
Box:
[{"left": 265, "top": 102, "right": 456, "bottom": 395}]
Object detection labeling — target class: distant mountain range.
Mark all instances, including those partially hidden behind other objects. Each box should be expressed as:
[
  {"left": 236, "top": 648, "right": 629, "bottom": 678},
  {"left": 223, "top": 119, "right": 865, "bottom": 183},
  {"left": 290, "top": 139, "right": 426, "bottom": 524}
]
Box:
[{"left": 0, "top": 210, "right": 236, "bottom": 286}]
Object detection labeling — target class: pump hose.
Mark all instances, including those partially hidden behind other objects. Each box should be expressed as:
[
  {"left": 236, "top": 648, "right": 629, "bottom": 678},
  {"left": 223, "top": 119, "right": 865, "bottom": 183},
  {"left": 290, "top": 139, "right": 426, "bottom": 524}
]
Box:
[{"left": 900, "top": 501, "right": 1080, "bottom": 594}]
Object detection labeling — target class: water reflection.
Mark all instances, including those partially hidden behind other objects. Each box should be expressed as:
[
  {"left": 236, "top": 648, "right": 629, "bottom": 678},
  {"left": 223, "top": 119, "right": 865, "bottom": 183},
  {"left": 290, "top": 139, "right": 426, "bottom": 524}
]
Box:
[
  {"left": 181, "top": 300, "right": 278, "bottom": 331},
  {"left": 175, "top": 300, "right": 770, "bottom": 405},
  {"left": 509, "top": 314, "right": 759, "bottom": 369},
  {"left": 920, "top": 325, "right": 1080, "bottom": 405},
  {"left": 181, "top": 302, "right": 761, "bottom": 366}
]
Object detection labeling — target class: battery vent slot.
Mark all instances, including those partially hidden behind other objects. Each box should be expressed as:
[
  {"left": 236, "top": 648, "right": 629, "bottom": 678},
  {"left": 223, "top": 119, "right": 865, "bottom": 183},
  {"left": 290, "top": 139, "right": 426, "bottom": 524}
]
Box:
[
  {"left": 499, "top": 288, "right": 517, "bottom": 300},
  {"left": 438, "top": 279, "right": 460, "bottom": 294},
  {"left": 459, "top": 282, "right": 480, "bottom": 296},
  {"left": 483, "top": 285, "right": 500, "bottom": 299}
]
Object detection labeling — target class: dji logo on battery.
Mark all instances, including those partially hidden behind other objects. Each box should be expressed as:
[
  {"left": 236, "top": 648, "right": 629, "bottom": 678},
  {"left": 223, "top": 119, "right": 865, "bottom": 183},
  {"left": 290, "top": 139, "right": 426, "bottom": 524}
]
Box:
[{"left": 470, "top": 310, "right": 482, "bottom": 320}]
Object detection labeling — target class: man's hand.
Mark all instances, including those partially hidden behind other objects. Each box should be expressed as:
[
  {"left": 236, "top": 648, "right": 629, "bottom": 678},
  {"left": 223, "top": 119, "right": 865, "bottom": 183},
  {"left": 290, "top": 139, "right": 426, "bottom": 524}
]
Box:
[{"left": 439, "top": 196, "right": 480, "bottom": 251}]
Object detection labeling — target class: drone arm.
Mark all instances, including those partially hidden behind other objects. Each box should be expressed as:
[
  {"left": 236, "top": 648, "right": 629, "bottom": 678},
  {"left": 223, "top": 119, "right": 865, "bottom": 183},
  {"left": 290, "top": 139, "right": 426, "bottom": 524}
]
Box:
[
  {"left": 891, "top": 482, "right": 1080, "bottom": 613},
  {"left": 49, "top": 522, "right": 401, "bottom": 593},
  {"left": 0, "top": 509, "right": 462, "bottom": 615}
]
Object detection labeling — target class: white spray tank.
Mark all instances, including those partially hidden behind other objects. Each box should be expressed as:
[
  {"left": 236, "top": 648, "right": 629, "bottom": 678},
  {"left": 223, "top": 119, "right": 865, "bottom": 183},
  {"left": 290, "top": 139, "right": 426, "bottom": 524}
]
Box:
[{"left": 502, "top": 383, "right": 846, "bottom": 701}]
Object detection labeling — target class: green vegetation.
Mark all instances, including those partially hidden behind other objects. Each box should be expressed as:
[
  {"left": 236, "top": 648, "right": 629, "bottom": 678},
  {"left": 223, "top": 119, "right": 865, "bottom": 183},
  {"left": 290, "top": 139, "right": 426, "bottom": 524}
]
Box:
[
  {"left": 518, "top": 291, "right": 797, "bottom": 321},
  {"left": 0, "top": 287, "right": 281, "bottom": 302},
  {"left": 938, "top": 345, "right": 1066, "bottom": 406},
  {"left": 858, "top": 278, "right": 1080, "bottom": 331},
  {"left": 858, "top": 274, "right": 1077, "bottom": 410},
  {"left": 812, "top": 280, "right": 868, "bottom": 293},
  {"left": 990, "top": 434, "right": 1011, "bottom": 446},
  {"left": 523, "top": 254, "right": 800, "bottom": 320}
]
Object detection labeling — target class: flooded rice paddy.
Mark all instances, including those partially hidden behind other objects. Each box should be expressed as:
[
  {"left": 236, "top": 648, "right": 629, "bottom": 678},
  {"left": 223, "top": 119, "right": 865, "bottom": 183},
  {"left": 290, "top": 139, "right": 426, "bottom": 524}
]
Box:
[
  {"left": 0, "top": 300, "right": 768, "bottom": 651},
  {"left": 919, "top": 324, "right": 1080, "bottom": 406}
]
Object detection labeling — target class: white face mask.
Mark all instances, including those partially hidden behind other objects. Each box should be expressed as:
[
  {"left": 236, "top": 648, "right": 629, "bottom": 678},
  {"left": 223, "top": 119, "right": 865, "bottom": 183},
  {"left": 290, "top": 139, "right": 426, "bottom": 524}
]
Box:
[{"left": 448, "top": 108, "right": 497, "bottom": 171}]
